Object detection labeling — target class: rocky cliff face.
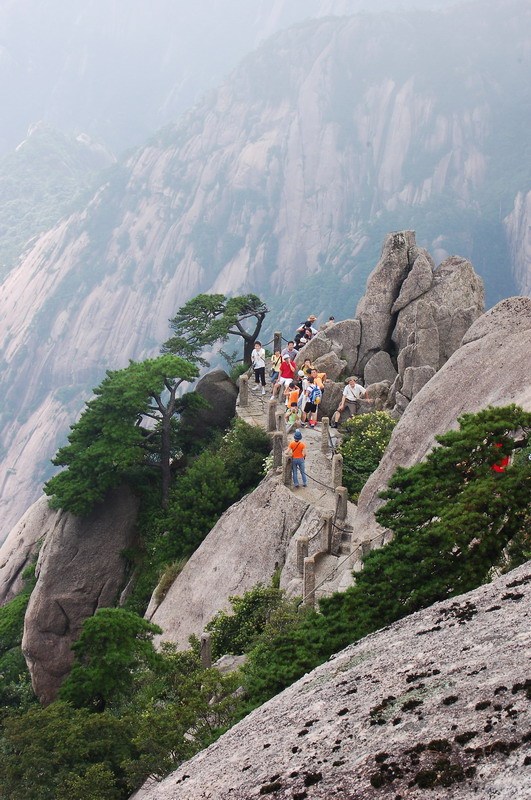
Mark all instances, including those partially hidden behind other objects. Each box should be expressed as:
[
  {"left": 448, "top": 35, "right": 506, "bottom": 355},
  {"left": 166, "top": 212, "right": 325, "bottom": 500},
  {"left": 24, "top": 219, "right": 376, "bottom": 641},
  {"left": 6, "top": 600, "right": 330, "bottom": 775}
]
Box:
[
  {"left": 21, "top": 486, "right": 139, "bottom": 704},
  {"left": 0, "top": 1, "right": 529, "bottom": 542},
  {"left": 133, "top": 561, "right": 531, "bottom": 800},
  {"left": 505, "top": 191, "right": 531, "bottom": 297},
  {"left": 352, "top": 295, "right": 531, "bottom": 547},
  {"left": 297, "top": 231, "right": 485, "bottom": 415}
]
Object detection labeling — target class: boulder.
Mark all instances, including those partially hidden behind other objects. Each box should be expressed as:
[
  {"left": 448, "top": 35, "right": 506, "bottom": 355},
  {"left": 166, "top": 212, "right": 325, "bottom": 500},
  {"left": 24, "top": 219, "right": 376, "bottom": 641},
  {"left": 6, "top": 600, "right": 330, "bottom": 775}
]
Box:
[
  {"left": 312, "top": 351, "right": 346, "bottom": 382},
  {"left": 401, "top": 365, "right": 436, "bottom": 400},
  {"left": 365, "top": 380, "right": 391, "bottom": 410},
  {"left": 352, "top": 297, "right": 531, "bottom": 545},
  {"left": 0, "top": 496, "right": 59, "bottom": 607},
  {"left": 22, "top": 485, "right": 139, "bottom": 704},
  {"left": 147, "top": 476, "right": 318, "bottom": 650},
  {"left": 132, "top": 562, "right": 531, "bottom": 800},
  {"left": 355, "top": 230, "right": 416, "bottom": 370},
  {"left": 363, "top": 350, "right": 397, "bottom": 385},
  {"left": 294, "top": 332, "right": 331, "bottom": 366},
  {"left": 325, "top": 319, "right": 361, "bottom": 371},
  {"left": 181, "top": 369, "right": 238, "bottom": 438},
  {"left": 390, "top": 251, "right": 433, "bottom": 313},
  {"left": 318, "top": 381, "right": 343, "bottom": 420}
]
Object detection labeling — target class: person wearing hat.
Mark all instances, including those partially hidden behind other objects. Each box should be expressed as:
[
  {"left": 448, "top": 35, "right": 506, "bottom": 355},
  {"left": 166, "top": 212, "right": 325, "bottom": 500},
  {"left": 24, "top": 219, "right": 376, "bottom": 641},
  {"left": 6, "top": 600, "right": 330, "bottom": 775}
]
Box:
[{"left": 287, "top": 428, "right": 307, "bottom": 488}]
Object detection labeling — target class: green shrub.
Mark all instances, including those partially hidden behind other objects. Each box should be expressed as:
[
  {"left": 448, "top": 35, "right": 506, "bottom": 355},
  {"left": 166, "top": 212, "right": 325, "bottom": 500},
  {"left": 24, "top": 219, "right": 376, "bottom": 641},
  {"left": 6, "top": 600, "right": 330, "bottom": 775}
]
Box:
[
  {"left": 205, "top": 584, "right": 285, "bottom": 660},
  {"left": 153, "top": 558, "right": 188, "bottom": 605},
  {"left": 243, "top": 405, "right": 531, "bottom": 706},
  {"left": 339, "top": 411, "right": 396, "bottom": 500},
  {"left": 59, "top": 609, "right": 162, "bottom": 712}
]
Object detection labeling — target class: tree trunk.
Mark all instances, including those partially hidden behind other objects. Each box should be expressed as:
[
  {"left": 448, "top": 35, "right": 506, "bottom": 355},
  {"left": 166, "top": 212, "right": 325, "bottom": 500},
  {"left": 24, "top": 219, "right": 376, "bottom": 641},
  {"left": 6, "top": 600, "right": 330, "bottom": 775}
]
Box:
[{"left": 160, "top": 410, "right": 172, "bottom": 510}]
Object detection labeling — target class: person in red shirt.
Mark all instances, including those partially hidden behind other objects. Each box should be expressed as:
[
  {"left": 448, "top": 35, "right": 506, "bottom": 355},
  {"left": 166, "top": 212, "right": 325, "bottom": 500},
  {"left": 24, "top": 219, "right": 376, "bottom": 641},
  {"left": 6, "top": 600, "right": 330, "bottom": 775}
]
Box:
[{"left": 271, "top": 354, "right": 295, "bottom": 400}]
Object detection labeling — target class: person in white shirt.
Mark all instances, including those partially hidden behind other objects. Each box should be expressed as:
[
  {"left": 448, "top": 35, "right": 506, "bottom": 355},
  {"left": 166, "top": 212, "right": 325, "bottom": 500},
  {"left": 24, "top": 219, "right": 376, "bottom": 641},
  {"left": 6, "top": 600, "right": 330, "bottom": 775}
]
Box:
[
  {"left": 336, "top": 376, "right": 372, "bottom": 419},
  {"left": 250, "top": 341, "right": 266, "bottom": 395}
]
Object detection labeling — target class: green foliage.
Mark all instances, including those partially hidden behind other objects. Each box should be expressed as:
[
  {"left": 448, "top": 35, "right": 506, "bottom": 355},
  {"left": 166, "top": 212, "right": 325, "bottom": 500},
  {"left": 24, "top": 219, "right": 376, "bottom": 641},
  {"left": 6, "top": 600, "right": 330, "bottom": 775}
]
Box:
[
  {"left": 242, "top": 405, "right": 531, "bottom": 706},
  {"left": 0, "top": 642, "right": 243, "bottom": 798},
  {"left": 0, "top": 702, "right": 135, "bottom": 800},
  {"left": 163, "top": 292, "right": 269, "bottom": 365},
  {"left": 126, "top": 419, "right": 270, "bottom": 613},
  {"left": 59, "top": 608, "right": 162, "bottom": 712},
  {"left": 0, "top": 566, "right": 37, "bottom": 711},
  {"left": 121, "top": 645, "right": 242, "bottom": 786},
  {"left": 205, "top": 584, "right": 286, "bottom": 660},
  {"left": 339, "top": 411, "right": 397, "bottom": 500},
  {"left": 153, "top": 557, "right": 189, "bottom": 605},
  {"left": 158, "top": 452, "right": 239, "bottom": 560},
  {"left": 216, "top": 418, "right": 271, "bottom": 494},
  {"left": 44, "top": 355, "right": 198, "bottom": 515}
]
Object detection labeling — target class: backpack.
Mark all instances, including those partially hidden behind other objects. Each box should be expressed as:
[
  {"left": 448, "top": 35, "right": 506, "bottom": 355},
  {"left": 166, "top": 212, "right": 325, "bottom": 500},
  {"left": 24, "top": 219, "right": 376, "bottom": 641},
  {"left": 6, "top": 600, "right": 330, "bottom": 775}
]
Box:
[{"left": 309, "top": 385, "right": 322, "bottom": 404}]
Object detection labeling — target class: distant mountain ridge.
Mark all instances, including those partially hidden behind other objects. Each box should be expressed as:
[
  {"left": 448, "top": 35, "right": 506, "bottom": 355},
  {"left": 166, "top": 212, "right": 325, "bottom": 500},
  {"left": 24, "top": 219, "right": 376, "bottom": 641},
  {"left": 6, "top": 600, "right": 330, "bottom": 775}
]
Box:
[
  {"left": 0, "top": 0, "right": 529, "bottom": 540},
  {"left": 0, "top": 0, "right": 455, "bottom": 158}
]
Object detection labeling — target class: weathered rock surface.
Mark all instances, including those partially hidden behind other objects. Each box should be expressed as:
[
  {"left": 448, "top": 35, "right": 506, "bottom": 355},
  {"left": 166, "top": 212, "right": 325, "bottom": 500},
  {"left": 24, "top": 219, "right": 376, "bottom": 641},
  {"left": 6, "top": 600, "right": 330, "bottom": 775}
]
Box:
[
  {"left": 363, "top": 350, "right": 397, "bottom": 385},
  {"left": 133, "top": 561, "right": 531, "bottom": 800},
  {"left": 352, "top": 296, "right": 531, "bottom": 545},
  {"left": 181, "top": 369, "right": 238, "bottom": 439},
  {"left": 148, "top": 477, "right": 308, "bottom": 648},
  {"left": 312, "top": 351, "right": 346, "bottom": 382},
  {"left": 0, "top": 496, "right": 59, "bottom": 606},
  {"left": 22, "top": 486, "right": 139, "bottom": 704},
  {"left": 355, "top": 230, "right": 416, "bottom": 370},
  {"left": 504, "top": 190, "right": 531, "bottom": 297}
]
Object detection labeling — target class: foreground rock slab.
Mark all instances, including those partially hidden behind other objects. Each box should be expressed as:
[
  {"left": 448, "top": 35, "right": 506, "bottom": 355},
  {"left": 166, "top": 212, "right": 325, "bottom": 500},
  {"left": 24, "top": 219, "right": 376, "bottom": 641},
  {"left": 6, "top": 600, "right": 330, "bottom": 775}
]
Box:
[{"left": 134, "top": 561, "right": 531, "bottom": 799}]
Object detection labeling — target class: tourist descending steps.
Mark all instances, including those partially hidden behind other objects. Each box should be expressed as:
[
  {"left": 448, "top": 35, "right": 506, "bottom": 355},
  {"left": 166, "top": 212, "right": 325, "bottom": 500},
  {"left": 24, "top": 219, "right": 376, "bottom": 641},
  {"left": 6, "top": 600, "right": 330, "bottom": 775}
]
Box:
[
  {"left": 286, "top": 429, "right": 307, "bottom": 489},
  {"left": 250, "top": 341, "right": 266, "bottom": 395}
]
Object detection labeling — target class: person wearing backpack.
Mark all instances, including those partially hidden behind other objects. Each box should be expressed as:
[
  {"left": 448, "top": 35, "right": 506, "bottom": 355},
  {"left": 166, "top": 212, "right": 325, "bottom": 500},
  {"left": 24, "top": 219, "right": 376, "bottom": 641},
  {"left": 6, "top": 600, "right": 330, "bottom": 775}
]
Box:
[
  {"left": 287, "top": 429, "right": 307, "bottom": 488},
  {"left": 301, "top": 377, "right": 321, "bottom": 428}
]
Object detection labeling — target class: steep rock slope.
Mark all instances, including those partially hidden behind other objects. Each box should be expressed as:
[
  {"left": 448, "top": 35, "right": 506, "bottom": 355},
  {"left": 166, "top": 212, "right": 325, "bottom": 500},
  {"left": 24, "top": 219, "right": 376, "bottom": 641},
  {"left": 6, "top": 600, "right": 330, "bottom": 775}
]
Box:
[
  {"left": 133, "top": 561, "right": 531, "bottom": 800},
  {"left": 148, "top": 476, "right": 321, "bottom": 649},
  {"left": 352, "top": 296, "right": 531, "bottom": 545},
  {"left": 21, "top": 485, "right": 139, "bottom": 704},
  {"left": 0, "top": 1, "right": 529, "bottom": 541},
  {"left": 0, "top": 496, "right": 58, "bottom": 607}
]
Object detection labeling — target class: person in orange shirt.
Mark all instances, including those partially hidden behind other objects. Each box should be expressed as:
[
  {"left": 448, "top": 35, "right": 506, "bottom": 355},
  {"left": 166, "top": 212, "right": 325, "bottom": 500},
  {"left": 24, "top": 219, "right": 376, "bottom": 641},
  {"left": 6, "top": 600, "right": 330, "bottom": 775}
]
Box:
[
  {"left": 287, "top": 429, "right": 307, "bottom": 488},
  {"left": 310, "top": 368, "right": 326, "bottom": 391}
]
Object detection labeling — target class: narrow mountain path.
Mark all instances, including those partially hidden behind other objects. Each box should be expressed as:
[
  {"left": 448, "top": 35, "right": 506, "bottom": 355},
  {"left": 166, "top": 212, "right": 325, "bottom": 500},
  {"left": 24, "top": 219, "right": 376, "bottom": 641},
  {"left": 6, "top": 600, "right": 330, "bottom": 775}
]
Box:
[{"left": 237, "top": 377, "right": 359, "bottom": 599}]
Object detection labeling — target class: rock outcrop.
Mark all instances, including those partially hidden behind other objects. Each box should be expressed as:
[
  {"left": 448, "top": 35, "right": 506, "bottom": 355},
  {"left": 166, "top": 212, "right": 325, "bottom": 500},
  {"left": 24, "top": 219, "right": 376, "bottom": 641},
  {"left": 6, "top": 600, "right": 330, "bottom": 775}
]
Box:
[
  {"left": 352, "top": 296, "right": 531, "bottom": 546},
  {"left": 296, "top": 232, "right": 484, "bottom": 416},
  {"left": 181, "top": 369, "right": 238, "bottom": 439},
  {"left": 148, "top": 476, "right": 322, "bottom": 649},
  {"left": 22, "top": 486, "right": 139, "bottom": 704},
  {"left": 132, "top": 560, "right": 531, "bottom": 800},
  {"left": 0, "top": 496, "right": 59, "bottom": 607}
]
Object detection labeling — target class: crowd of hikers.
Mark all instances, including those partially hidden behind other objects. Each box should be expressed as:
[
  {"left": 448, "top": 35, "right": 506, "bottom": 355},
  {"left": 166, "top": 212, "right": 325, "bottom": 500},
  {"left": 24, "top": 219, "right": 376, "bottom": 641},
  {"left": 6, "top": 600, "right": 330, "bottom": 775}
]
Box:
[
  {"left": 248, "top": 313, "right": 372, "bottom": 490},
  {"left": 250, "top": 315, "right": 328, "bottom": 427}
]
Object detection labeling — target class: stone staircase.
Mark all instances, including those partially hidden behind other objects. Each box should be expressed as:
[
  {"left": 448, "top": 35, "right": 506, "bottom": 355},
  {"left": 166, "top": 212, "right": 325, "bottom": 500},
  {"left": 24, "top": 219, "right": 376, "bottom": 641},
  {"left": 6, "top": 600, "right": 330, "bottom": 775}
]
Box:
[{"left": 236, "top": 372, "right": 364, "bottom": 606}]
